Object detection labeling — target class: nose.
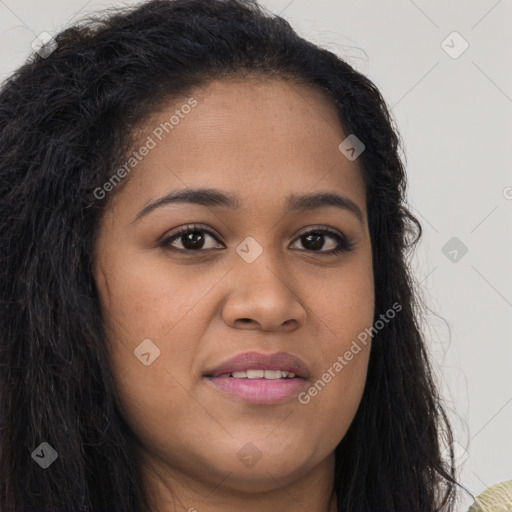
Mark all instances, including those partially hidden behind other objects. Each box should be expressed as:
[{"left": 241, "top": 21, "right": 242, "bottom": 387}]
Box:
[{"left": 221, "top": 252, "right": 307, "bottom": 332}]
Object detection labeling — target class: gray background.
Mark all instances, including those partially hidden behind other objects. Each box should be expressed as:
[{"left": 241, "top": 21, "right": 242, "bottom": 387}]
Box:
[{"left": 1, "top": 0, "right": 511, "bottom": 510}]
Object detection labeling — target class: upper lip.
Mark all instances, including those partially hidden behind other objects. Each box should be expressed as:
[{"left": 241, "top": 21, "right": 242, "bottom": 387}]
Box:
[{"left": 204, "top": 351, "right": 310, "bottom": 378}]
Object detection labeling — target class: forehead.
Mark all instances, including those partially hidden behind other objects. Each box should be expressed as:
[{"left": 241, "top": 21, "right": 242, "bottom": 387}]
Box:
[{"left": 108, "top": 77, "right": 367, "bottom": 219}]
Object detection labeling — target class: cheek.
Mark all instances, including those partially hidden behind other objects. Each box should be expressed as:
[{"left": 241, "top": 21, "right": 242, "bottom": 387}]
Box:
[
  {"left": 315, "top": 253, "right": 375, "bottom": 345},
  {"left": 301, "top": 258, "right": 374, "bottom": 430},
  {"left": 94, "top": 255, "right": 212, "bottom": 423},
  {"left": 95, "top": 251, "right": 210, "bottom": 343},
  {"left": 298, "top": 327, "right": 371, "bottom": 447}
]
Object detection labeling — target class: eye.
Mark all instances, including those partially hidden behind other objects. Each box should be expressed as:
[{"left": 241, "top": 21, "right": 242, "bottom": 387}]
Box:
[
  {"left": 160, "top": 224, "right": 223, "bottom": 252},
  {"left": 159, "top": 224, "right": 355, "bottom": 255},
  {"left": 290, "top": 226, "right": 355, "bottom": 255}
]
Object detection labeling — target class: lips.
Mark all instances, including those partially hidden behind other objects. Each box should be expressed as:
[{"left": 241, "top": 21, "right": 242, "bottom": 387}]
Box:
[{"left": 204, "top": 351, "right": 310, "bottom": 379}]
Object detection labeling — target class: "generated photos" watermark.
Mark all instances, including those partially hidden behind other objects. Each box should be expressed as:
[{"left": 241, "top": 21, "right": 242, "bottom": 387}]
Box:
[
  {"left": 298, "top": 302, "right": 402, "bottom": 405},
  {"left": 93, "top": 97, "right": 198, "bottom": 200}
]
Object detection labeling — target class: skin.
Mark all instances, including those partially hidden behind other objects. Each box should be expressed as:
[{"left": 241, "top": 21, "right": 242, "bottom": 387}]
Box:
[{"left": 94, "top": 77, "right": 375, "bottom": 512}]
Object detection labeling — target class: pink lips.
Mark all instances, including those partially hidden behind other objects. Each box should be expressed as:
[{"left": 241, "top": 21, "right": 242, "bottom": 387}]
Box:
[
  {"left": 204, "top": 351, "right": 310, "bottom": 378},
  {"left": 206, "top": 376, "right": 307, "bottom": 404},
  {"left": 203, "top": 351, "right": 310, "bottom": 404}
]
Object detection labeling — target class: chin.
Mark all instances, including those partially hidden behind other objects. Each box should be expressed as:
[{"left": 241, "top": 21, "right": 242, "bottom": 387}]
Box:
[{"left": 213, "top": 460, "right": 310, "bottom": 494}]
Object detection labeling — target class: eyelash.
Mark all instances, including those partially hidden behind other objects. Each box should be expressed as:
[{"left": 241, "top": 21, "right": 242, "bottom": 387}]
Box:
[{"left": 159, "top": 223, "right": 355, "bottom": 256}]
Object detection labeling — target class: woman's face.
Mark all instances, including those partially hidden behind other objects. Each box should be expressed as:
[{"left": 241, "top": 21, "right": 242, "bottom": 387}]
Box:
[{"left": 94, "top": 77, "right": 375, "bottom": 500}]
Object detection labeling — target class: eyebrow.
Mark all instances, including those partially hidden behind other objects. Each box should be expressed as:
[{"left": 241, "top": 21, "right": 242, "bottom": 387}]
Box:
[{"left": 132, "top": 187, "right": 364, "bottom": 225}]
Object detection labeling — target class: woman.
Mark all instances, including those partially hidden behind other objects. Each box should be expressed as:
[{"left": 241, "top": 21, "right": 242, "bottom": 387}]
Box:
[{"left": 0, "top": 0, "right": 463, "bottom": 510}]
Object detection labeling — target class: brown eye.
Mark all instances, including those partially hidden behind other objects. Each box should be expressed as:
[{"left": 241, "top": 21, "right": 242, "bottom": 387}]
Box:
[
  {"left": 160, "top": 225, "right": 223, "bottom": 252},
  {"left": 290, "top": 228, "right": 354, "bottom": 255},
  {"left": 160, "top": 224, "right": 354, "bottom": 256}
]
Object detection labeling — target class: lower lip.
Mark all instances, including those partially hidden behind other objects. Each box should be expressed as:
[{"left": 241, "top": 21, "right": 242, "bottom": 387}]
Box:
[{"left": 205, "top": 376, "right": 308, "bottom": 404}]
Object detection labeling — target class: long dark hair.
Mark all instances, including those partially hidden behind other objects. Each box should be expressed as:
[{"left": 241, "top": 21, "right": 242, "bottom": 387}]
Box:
[{"left": 0, "top": 0, "right": 463, "bottom": 510}]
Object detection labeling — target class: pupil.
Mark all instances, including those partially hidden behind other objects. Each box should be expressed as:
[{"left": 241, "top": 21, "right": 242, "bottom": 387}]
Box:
[
  {"left": 304, "top": 233, "right": 323, "bottom": 250},
  {"left": 183, "top": 231, "right": 204, "bottom": 249}
]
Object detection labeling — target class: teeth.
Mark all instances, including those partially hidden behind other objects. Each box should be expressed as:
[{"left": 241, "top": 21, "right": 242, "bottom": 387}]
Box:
[
  {"left": 261, "top": 370, "right": 283, "bottom": 380},
  {"left": 246, "top": 369, "right": 265, "bottom": 378},
  {"left": 232, "top": 370, "right": 250, "bottom": 378},
  {"left": 220, "top": 369, "right": 296, "bottom": 379}
]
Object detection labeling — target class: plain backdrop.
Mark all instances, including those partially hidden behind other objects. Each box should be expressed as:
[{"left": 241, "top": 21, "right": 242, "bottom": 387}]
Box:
[{"left": 1, "top": 1, "right": 511, "bottom": 510}]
